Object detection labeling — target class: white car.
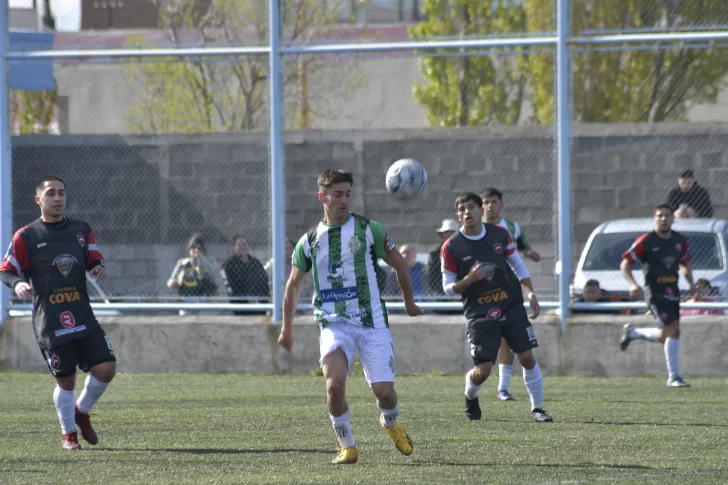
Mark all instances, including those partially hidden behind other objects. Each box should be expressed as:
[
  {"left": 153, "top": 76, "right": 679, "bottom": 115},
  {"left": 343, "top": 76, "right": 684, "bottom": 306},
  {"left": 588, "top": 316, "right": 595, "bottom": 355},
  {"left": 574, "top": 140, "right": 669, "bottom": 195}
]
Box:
[
  {"left": 572, "top": 218, "right": 728, "bottom": 299},
  {"left": 8, "top": 275, "right": 120, "bottom": 317}
]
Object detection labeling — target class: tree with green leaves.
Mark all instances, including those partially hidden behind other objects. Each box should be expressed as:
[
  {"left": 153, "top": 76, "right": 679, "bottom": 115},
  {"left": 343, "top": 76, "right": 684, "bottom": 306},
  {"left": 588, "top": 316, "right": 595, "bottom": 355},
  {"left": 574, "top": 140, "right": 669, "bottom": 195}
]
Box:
[
  {"left": 413, "top": 0, "right": 728, "bottom": 125},
  {"left": 10, "top": 90, "right": 58, "bottom": 135},
  {"left": 127, "top": 0, "right": 361, "bottom": 134},
  {"left": 409, "top": 0, "right": 529, "bottom": 127}
]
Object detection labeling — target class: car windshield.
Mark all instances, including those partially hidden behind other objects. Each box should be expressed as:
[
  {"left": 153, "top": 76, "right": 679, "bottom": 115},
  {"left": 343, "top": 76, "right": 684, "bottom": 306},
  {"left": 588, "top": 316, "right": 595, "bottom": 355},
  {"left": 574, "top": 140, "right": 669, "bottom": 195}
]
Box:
[{"left": 583, "top": 232, "right": 723, "bottom": 271}]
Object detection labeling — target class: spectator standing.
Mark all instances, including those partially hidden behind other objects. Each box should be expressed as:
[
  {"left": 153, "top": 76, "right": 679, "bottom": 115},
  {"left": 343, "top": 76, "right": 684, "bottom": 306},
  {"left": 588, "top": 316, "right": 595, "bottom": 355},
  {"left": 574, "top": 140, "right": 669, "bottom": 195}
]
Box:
[
  {"left": 222, "top": 236, "right": 270, "bottom": 315},
  {"left": 386, "top": 244, "right": 425, "bottom": 297},
  {"left": 167, "top": 233, "right": 218, "bottom": 298},
  {"left": 427, "top": 219, "right": 459, "bottom": 295},
  {"left": 668, "top": 170, "right": 713, "bottom": 218}
]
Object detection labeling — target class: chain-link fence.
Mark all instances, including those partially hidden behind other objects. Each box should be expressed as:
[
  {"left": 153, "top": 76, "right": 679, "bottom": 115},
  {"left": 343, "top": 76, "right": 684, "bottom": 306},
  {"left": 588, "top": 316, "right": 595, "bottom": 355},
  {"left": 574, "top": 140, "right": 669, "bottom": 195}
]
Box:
[{"left": 7, "top": 0, "right": 728, "bottom": 312}]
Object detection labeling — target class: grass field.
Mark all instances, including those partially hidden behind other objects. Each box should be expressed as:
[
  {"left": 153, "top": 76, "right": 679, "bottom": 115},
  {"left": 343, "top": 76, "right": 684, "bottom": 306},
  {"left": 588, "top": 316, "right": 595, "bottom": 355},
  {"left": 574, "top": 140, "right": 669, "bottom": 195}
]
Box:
[{"left": 0, "top": 373, "right": 726, "bottom": 484}]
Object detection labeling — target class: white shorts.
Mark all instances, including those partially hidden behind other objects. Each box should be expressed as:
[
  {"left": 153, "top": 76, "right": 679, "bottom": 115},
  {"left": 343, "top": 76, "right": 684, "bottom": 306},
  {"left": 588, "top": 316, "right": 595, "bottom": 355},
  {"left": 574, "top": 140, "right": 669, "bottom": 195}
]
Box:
[{"left": 319, "top": 320, "right": 395, "bottom": 386}]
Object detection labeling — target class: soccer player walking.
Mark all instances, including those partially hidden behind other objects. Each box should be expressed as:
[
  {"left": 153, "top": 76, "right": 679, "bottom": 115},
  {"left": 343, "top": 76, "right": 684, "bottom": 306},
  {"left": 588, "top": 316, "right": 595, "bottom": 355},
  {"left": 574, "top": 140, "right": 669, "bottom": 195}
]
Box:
[
  {"left": 619, "top": 204, "right": 695, "bottom": 387},
  {"left": 278, "top": 169, "right": 424, "bottom": 465},
  {"left": 0, "top": 176, "right": 116, "bottom": 450},
  {"left": 441, "top": 193, "right": 553, "bottom": 423},
  {"left": 481, "top": 188, "right": 541, "bottom": 402}
]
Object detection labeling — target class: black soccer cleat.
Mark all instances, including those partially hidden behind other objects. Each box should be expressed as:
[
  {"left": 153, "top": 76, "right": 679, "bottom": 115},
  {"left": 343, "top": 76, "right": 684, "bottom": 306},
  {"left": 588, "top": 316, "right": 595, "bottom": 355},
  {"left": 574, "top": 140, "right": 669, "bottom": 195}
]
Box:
[
  {"left": 531, "top": 408, "right": 554, "bottom": 423},
  {"left": 465, "top": 396, "right": 481, "bottom": 421}
]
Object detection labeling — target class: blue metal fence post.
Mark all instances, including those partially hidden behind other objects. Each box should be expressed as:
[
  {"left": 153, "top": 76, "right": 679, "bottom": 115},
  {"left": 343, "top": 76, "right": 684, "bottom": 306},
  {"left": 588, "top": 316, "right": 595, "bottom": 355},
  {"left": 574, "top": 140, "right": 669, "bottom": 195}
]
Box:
[
  {"left": 556, "top": 0, "right": 571, "bottom": 332},
  {"left": 269, "top": 0, "right": 285, "bottom": 323},
  {"left": 0, "top": 1, "right": 11, "bottom": 324}
]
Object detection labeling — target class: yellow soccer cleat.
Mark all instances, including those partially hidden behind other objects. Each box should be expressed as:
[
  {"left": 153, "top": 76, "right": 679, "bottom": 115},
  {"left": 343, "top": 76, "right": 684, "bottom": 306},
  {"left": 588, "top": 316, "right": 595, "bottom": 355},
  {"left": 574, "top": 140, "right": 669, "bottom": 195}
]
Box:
[
  {"left": 331, "top": 446, "right": 358, "bottom": 464},
  {"left": 379, "top": 416, "right": 413, "bottom": 456}
]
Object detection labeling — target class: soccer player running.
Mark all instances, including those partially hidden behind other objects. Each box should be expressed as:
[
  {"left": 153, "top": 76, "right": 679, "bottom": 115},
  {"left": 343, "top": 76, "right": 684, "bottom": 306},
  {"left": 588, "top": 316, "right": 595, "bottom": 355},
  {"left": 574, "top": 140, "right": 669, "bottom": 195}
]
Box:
[
  {"left": 442, "top": 193, "right": 553, "bottom": 423},
  {"left": 278, "top": 169, "right": 424, "bottom": 465},
  {"left": 619, "top": 204, "right": 695, "bottom": 387},
  {"left": 0, "top": 176, "right": 116, "bottom": 450},
  {"left": 481, "top": 188, "right": 540, "bottom": 402}
]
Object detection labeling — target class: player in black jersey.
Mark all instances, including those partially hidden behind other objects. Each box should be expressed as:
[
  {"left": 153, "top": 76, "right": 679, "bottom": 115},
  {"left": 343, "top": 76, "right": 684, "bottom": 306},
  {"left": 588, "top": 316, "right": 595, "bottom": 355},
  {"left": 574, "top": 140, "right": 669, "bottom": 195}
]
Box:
[
  {"left": 441, "top": 193, "right": 553, "bottom": 423},
  {"left": 0, "top": 176, "right": 116, "bottom": 450},
  {"left": 620, "top": 204, "right": 695, "bottom": 387}
]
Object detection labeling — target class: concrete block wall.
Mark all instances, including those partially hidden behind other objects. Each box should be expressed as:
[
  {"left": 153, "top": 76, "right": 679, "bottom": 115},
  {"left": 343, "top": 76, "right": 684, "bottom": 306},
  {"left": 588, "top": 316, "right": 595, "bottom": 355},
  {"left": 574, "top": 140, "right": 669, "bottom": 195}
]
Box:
[{"left": 11, "top": 123, "right": 728, "bottom": 297}]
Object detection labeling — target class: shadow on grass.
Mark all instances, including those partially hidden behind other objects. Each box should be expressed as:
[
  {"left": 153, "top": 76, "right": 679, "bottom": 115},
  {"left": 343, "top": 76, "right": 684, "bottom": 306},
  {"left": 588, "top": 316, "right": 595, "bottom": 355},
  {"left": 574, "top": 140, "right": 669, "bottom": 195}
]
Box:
[
  {"left": 103, "top": 447, "right": 331, "bottom": 455},
  {"left": 393, "top": 461, "right": 654, "bottom": 470},
  {"left": 580, "top": 420, "right": 728, "bottom": 427}
]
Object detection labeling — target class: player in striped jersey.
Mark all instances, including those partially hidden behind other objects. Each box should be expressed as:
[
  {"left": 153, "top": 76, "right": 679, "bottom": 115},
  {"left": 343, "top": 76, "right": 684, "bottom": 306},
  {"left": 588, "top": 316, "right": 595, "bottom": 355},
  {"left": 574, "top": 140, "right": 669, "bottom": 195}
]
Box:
[
  {"left": 481, "top": 188, "right": 541, "bottom": 402},
  {"left": 278, "top": 169, "right": 424, "bottom": 465}
]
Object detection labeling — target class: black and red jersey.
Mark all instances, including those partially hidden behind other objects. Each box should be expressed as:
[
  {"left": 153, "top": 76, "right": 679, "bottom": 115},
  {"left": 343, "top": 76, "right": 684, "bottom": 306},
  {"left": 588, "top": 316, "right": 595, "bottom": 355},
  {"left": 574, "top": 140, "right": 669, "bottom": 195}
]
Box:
[
  {"left": 622, "top": 231, "right": 690, "bottom": 303},
  {"left": 441, "top": 224, "right": 523, "bottom": 322},
  {"left": 0, "top": 217, "right": 105, "bottom": 348}
]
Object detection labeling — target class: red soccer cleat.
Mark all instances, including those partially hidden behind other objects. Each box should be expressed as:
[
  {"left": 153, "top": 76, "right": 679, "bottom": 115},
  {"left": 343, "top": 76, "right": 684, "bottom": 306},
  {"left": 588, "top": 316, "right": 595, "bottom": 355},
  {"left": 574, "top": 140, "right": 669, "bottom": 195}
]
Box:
[
  {"left": 75, "top": 404, "right": 98, "bottom": 445},
  {"left": 62, "top": 432, "right": 81, "bottom": 450}
]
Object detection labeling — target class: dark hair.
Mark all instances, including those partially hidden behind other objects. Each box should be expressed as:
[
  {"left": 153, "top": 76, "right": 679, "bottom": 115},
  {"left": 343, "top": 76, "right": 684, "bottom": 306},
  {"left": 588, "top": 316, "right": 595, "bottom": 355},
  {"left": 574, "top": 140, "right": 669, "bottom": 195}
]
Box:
[
  {"left": 695, "top": 278, "right": 711, "bottom": 288},
  {"left": 231, "top": 235, "right": 246, "bottom": 245},
  {"left": 188, "top": 233, "right": 205, "bottom": 251},
  {"left": 455, "top": 192, "right": 483, "bottom": 210},
  {"left": 286, "top": 238, "right": 296, "bottom": 246},
  {"left": 318, "top": 169, "right": 354, "bottom": 191},
  {"left": 655, "top": 203, "right": 674, "bottom": 214},
  {"left": 480, "top": 188, "right": 503, "bottom": 201},
  {"left": 584, "top": 279, "right": 601, "bottom": 288},
  {"left": 680, "top": 169, "right": 694, "bottom": 179},
  {"left": 36, "top": 175, "right": 65, "bottom": 194}
]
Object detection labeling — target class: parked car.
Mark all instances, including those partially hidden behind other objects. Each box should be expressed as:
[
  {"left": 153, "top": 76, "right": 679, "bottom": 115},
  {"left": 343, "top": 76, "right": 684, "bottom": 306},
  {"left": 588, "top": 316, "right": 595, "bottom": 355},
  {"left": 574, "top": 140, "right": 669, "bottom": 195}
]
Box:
[
  {"left": 8, "top": 274, "right": 120, "bottom": 317},
  {"left": 573, "top": 218, "right": 728, "bottom": 300}
]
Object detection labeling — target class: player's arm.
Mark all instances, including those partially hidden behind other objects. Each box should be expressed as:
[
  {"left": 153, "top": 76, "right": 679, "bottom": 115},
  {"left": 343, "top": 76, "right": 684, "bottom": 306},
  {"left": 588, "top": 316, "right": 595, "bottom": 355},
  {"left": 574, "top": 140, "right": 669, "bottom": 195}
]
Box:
[
  {"left": 371, "top": 221, "right": 423, "bottom": 316},
  {"left": 678, "top": 240, "right": 695, "bottom": 296},
  {"left": 517, "top": 228, "right": 540, "bottom": 262},
  {"left": 621, "top": 234, "right": 646, "bottom": 300},
  {"left": 279, "top": 235, "right": 311, "bottom": 351},
  {"left": 83, "top": 223, "right": 106, "bottom": 280},
  {"left": 440, "top": 240, "right": 480, "bottom": 295},
  {"left": 504, "top": 233, "right": 540, "bottom": 318},
  {"left": 0, "top": 232, "right": 32, "bottom": 299}
]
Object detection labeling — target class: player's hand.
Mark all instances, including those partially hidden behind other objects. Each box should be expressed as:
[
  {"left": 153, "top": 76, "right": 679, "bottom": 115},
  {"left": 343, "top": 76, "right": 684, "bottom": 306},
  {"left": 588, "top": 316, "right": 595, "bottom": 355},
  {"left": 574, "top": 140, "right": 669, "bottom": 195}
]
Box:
[
  {"left": 89, "top": 265, "right": 106, "bottom": 280},
  {"left": 528, "top": 293, "right": 540, "bottom": 319},
  {"left": 467, "top": 262, "right": 486, "bottom": 282},
  {"left": 13, "top": 282, "right": 32, "bottom": 299},
  {"left": 404, "top": 301, "right": 425, "bottom": 317},
  {"left": 278, "top": 329, "right": 293, "bottom": 352},
  {"left": 528, "top": 250, "right": 541, "bottom": 262},
  {"left": 628, "top": 284, "right": 643, "bottom": 301}
]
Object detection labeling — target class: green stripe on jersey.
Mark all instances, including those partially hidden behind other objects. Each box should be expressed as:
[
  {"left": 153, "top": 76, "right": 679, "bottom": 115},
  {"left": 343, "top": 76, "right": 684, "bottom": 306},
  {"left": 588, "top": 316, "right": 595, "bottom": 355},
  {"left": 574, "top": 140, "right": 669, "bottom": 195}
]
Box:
[
  {"left": 353, "top": 217, "right": 374, "bottom": 327},
  {"left": 327, "top": 226, "right": 346, "bottom": 316}
]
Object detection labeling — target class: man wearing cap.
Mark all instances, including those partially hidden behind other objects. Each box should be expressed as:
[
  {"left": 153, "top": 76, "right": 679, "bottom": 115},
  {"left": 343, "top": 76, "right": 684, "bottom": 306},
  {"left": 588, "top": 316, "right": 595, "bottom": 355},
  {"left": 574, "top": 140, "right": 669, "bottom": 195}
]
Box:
[
  {"left": 668, "top": 170, "right": 713, "bottom": 218},
  {"left": 427, "top": 219, "right": 459, "bottom": 295}
]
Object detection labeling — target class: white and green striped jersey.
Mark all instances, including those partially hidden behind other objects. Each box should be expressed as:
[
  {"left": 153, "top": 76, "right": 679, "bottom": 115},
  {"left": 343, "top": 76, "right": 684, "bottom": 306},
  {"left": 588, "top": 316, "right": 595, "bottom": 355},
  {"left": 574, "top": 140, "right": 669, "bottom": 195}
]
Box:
[
  {"left": 482, "top": 216, "right": 530, "bottom": 251},
  {"left": 293, "top": 212, "right": 393, "bottom": 328}
]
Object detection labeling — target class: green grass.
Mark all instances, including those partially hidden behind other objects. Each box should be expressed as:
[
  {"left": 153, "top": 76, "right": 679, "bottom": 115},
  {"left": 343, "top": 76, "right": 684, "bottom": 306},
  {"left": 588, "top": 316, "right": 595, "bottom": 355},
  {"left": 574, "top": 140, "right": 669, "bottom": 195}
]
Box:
[{"left": 1, "top": 373, "right": 727, "bottom": 484}]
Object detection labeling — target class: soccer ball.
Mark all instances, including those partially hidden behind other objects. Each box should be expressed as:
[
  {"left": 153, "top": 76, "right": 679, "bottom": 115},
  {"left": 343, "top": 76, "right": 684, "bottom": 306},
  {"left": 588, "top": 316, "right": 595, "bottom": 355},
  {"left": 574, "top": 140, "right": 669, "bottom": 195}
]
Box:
[{"left": 385, "top": 159, "right": 428, "bottom": 200}]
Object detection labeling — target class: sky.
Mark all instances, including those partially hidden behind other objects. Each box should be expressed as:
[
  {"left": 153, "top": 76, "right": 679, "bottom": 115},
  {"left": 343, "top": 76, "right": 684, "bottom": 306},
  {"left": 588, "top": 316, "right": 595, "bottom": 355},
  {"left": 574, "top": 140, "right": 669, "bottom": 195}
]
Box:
[{"left": 10, "top": 0, "right": 81, "bottom": 32}]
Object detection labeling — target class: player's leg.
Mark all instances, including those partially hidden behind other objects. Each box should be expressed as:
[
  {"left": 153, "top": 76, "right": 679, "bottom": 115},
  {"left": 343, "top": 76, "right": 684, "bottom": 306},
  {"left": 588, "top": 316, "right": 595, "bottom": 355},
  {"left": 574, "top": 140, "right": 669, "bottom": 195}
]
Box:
[
  {"left": 358, "top": 326, "right": 412, "bottom": 456},
  {"left": 497, "top": 338, "right": 516, "bottom": 401},
  {"left": 620, "top": 303, "right": 663, "bottom": 350},
  {"left": 464, "top": 321, "right": 501, "bottom": 420},
  {"left": 504, "top": 317, "right": 553, "bottom": 423},
  {"left": 75, "top": 329, "right": 117, "bottom": 445},
  {"left": 320, "top": 323, "right": 358, "bottom": 464},
  {"left": 41, "top": 345, "right": 81, "bottom": 450},
  {"left": 661, "top": 304, "right": 688, "bottom": 387}
]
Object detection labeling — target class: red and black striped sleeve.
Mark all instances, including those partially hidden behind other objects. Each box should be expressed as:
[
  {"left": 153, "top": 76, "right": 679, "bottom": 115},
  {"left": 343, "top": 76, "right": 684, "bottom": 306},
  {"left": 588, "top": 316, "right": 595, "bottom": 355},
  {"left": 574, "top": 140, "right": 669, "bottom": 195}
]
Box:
[
  {"left": 83, "top": 222, "right": 105, "bottom": 270},
  {"left": 0, "top": 230, "right": 31, "bottom": 289}
]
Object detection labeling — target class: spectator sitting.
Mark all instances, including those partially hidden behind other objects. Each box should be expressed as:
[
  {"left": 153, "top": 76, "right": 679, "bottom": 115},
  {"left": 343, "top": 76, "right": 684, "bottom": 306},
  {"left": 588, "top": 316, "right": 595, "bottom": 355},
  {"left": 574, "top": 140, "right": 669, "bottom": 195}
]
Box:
[
  {"left": 386, "top": 244, "right": 425, "bottom": 297},
  {"left": 668, "top": 169, "right": 713, "bottom": 218},
  {"left": 573, "top": 279, "right": 631, "bottom": 315},
  {"left": 427, "top": 219, "right": 459, "bottom": 295},
  {"left": 681, "top": 278, "right": 725, "bottom": 316},
  {"left": 222, "top": 236, "right": 270, "bottom": 316}
]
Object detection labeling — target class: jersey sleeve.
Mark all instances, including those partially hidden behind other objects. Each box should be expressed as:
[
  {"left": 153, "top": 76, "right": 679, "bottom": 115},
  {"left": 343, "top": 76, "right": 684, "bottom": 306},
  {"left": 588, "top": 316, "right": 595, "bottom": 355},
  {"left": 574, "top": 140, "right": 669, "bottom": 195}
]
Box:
[
  {"left": 83, "top": 222, "right": 105, "bottom": 270},
  {"left": 679, "top": 237, "right": 691, "bottom": 263},
  {"left": 440, "top": 238, "right": 458, "bottom": 273},
  {"left": 514, "top": 222, "right": 530, "bottom": 251},
  {"left": 370, "top": 221, "right": 396, "bottom": 260},
  {"left": 292, "top": 234, "right": 312, "bottom": 273},
  {"left": 504, "top": 231, "right": 516, "bottom": 257},
  {"left": 0, "top": 231, "right": 30, "bottom": 288},
  {"left": 623, "top": 234, "right": 648, "bottom": 264}
]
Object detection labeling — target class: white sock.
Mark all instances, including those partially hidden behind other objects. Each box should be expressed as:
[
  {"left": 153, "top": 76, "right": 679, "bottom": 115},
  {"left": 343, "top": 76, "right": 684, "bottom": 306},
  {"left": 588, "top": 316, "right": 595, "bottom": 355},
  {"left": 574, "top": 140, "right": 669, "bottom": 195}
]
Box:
[
  {"left": 523, "top": 363, "right": 544, "bottom": 410},
  {"left": 53, "top": 386, "right": 76, "bottom": 434},
  {"left": 330, "top": 409, "right": 356, "bottom": 448},
  {"left": 378, "top": 403, "right": 399, "bottom": 429},
  {"left": 629, "top": 327, "right": 660, "bottom": 342},
  {"left": 464, "top": 369, "right": 484, "bottom": 400},
  {"left": 77, "top": 374, "right": 109, "bottom": 415},
  {"left": 498, "top": 364, "right": 512, "bottom": 392},
  {"left": 664, "top": 337, "right": 680, "bottom": 380}
]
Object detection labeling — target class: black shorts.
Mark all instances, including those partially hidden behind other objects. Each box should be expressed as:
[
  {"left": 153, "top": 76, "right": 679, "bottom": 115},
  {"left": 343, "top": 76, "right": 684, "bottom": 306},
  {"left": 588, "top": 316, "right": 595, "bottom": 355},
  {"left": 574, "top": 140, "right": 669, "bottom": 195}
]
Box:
[
  {"left": 649, "top": 299, "right": 680, "bottom": 328},
  {"left": 467, "top": 306, "right": 538, "bottom": 365},
  {"left": 40, "top": 328, "right": 116, "bottom": 377}
]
